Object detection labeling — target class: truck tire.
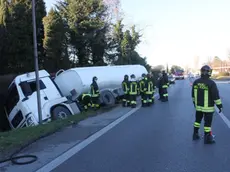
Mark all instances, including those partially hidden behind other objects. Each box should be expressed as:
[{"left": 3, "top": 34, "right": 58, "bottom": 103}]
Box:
[
  {"left": 51, "top": 106, "right": 72, "bottom": 120},
  {"left": 100, "top": 90, "right": 116, "bottom": 106}
]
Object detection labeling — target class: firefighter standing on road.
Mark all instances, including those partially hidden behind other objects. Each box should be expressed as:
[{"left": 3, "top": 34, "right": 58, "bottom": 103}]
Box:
[
  {"left": 139, "top": 73, "right": 148, "bottom": 107},
  {"left": 149, "top": 73, "right": 157, "bottom": 103},
  {"left": 162, "top": 70, "right": 169, "bottom": 101},
  {"left": 146, "top": 74, "right": 154, "bottom": 106},
  {"left": 90, "top": 76, "right": 100, "bottom": 110},
  {"left": 192, "top": 65, "right": 223, "bottom": 144},
  {"left": 157, "top": 73, "right": 164, "bottom": 101},
  {"left": 122, "top": 75, "right": 130, "bottom": 107},
  {"left": 129, "top": 74, "right": 138, "bottom": 108}
]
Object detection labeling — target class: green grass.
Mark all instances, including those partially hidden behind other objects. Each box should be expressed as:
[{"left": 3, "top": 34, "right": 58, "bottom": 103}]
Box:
[{"left": 0, "top": 106, "right": 116, "bottom": 154}]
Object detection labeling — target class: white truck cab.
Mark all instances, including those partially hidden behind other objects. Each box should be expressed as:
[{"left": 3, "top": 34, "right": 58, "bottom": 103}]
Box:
[{"left": 4, "top": 70, "right": 80, "bottom": 129}]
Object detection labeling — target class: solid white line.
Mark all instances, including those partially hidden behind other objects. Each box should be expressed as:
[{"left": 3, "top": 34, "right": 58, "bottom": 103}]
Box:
[
  {"left": 215, "top": 106, "right": 230, "bottom": 129},
  {"left": 35, "top": 94, "right": 159, "bottom": 172}
]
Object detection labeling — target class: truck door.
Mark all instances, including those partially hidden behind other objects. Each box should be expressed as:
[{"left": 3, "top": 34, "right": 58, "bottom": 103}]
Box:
[{"left": 19, "top": 80, "right": 49, "bottom": 121}]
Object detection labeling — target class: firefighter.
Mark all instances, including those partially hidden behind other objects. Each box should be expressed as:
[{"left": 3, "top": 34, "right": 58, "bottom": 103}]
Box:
[
  {"left": 162, "top": 70, "right": 169, "bottom": 101},
  {"left": 79, "top": 93, "right": 92, "bottom": 111},
  {"left": 90, "top": 76, "right": 100, "bottom": 110},
  {"left": 157, "top": 73, "right": 164, "bottom": 101},
  {"left": 129, "top": 74, "right": 138, "bottom": 108},
  {"left": 146, "top": 74, "right": 154, "bottom": 106},
  {"left": 139, "top": 73, "right": 148, "bottom": 107},
  {"left": 122, "top": 75, "right": 130, "bottom": 107},
  {"left": 192, "top": 65, "right": 223, "bottom": 144},
  {"left": 149, "top": 73, "right": 157, "bottom": 103}
]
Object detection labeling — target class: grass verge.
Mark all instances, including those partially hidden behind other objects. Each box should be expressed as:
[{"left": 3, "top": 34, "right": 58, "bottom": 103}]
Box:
[{"left": 0, "top": 105, "right": 117, "bottom": 157}]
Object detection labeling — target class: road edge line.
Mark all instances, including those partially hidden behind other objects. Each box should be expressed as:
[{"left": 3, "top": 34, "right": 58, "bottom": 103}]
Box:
[{"left": 35, "top": 93, "right": 159, "bottom": 172}]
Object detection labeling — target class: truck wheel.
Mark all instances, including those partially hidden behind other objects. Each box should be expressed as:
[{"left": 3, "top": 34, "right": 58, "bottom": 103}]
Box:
[
  {"left": 100, "top": 90, "right": 116, "bottom": 106},
  {"left": 51, "top": 106, "right": 71, "bottom": 120}
]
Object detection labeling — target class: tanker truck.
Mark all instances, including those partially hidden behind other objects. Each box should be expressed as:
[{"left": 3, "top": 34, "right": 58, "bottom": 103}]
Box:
[
  {"left": 54, "top": 65, "right": 147, "bottom": 106},
  {"left": 4, "top": 65, "right": 147, "bottom": 129}
]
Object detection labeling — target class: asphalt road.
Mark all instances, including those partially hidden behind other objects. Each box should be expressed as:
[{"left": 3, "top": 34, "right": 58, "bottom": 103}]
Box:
[{"left": 51, "top": 79, "right": 230, "bottom": 172}]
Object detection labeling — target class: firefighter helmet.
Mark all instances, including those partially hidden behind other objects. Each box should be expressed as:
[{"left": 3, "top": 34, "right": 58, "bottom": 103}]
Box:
[
  {"left": 142, "top": 73, "right": 146, "bottom": 77},
  {"left": 200, "top": 65, "right": 212, "bottom": 77},
  {"left": 92, "top": 76, "right": 98, "bottom": 81},
  {"left": 131, "top": 74, "right": 135, "bottom": 78},
  {"left": 124, "top": 75, "right": 129, "bottom": 80}
]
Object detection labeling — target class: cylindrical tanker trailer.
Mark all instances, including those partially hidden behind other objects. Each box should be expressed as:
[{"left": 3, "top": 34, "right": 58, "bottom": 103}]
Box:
[{"left": 54, "top": 65, "right": 148, "bottom": 105}]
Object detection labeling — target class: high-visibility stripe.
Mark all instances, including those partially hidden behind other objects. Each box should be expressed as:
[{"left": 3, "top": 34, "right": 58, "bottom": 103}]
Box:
[
  {"left": 195, "top": 106, "right": 215, "bottom": 112},
  {"left": 214, "top": 99, "right": 222, "bottom": 105},
  {"left": 204, "top": 126, "right": 211, "bottom": 132},
  {"left": 131, "top": 101, "right": 137, "bottom": 104},
  {"left": 204, "top": 90, "right": 208, "bottom": 108},
  {"left": 194, "top": 122, "right": 200, "bottom": 128},
  {"left": 194, "top": 89, "right": 198, "bottom": 106}
]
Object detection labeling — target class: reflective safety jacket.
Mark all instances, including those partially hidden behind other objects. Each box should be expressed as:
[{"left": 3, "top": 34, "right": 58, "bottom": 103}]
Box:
[
  {"left": 157, "top": 76, "right": 164, "bottom": 88},
  {"left": 146, "top": 79, "right": 154, "bottom": 94},
  {"left": 139, "top": 77, "right": 148, "bottom": 92},
  {"left": 122, "top": 80, "right": 130, "bottom": 94},
  {"left": 162, "top": 73, "right": 169, "bottom": 88},
  {"left": 129, "top": 80, "right": 138, "bottom": 95},
  {"left": 192, "top": 77, "right": 222, "bottom": 112},
  {"left": 90, "top": 81, "right": 100, "bottom": 97}
]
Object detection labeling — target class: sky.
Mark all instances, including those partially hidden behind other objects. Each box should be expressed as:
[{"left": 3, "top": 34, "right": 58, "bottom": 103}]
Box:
[{"left": 44, "top": 0, "right": 230, "bottom": 68}]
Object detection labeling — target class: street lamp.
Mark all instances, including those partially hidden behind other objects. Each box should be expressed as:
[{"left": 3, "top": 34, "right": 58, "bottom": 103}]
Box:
[{"left": 32, "top": 0, "right": 42, "bottom": 124}]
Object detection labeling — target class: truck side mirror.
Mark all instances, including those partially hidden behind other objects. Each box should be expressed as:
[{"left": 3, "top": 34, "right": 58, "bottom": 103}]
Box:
[{"left": 22, "top": 97, "right": 29, "bottom": 102}]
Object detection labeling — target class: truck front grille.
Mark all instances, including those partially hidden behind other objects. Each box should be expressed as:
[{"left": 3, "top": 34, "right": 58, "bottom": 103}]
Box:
[{"left": 12, "top": 111, "right": 23, "bottom": 128}]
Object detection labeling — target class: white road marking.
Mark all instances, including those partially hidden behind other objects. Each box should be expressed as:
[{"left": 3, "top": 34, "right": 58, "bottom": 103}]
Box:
[
  {"left": 215, "top": 106, "right": 230, "bottom": 129},
  {"left": 35, "top": 94, "right": 159, "bottom": 172}
]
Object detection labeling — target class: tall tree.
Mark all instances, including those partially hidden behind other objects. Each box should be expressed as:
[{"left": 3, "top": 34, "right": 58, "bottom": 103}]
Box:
[
  {"left": 0, "top": 0, "right": 46, "bottom": 74},
  {"left": 43, "top": 8, "right": 70, "bottom": 72},
  {"left": 57, "top": 0, "right": 108, "bottom": 67},
  {"left": 0, "top": 0, "right": 9, "bottom": 74}
]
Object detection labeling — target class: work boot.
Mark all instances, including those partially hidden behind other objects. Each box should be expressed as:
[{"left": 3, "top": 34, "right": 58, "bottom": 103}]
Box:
[
  {"left": 193, "top": 133, "right": 200, "bottom": 140},
  {"left": 204, "top": 133, "right": 215, "bottom": 144},
  {"left": 165, "top": 97, "right": 168, "bottom": 101},
  {"left": 122, "top": 101, "right": 126, "bottom": 107},
  {"left": 161, "top": 98, "right": 167, "bottom": 102}
]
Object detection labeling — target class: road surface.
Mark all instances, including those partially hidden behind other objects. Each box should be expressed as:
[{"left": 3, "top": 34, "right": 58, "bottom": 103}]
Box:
[{"left": 47, "top": 79, "right": 230, "bottom": 172}]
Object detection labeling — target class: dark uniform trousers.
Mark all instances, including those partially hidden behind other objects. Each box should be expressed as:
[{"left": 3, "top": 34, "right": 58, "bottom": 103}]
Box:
[
  {"left": 162, "top": 85, "right": 168, "bottom": 101},
  {"left": 194, "top": 111, "right": 213, "bottom": 134}
]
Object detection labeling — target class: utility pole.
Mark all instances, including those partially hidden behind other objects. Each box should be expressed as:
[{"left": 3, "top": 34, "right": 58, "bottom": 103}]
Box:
[{"left": 32, "top": 0, "right": 42, "bottom": 124}]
